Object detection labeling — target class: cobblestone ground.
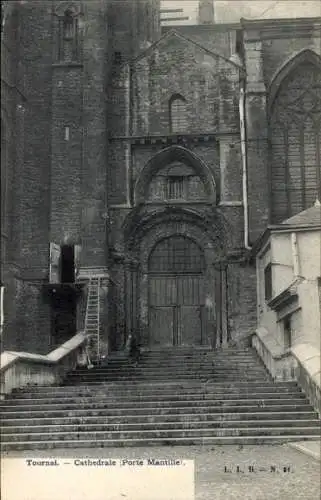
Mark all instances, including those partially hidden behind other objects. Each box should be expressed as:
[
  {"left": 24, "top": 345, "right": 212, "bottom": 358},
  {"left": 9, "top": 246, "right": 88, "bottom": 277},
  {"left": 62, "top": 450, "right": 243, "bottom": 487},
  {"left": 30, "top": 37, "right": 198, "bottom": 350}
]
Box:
[{"left": 2, "top": 444, "right": 320, "bottom": 499}]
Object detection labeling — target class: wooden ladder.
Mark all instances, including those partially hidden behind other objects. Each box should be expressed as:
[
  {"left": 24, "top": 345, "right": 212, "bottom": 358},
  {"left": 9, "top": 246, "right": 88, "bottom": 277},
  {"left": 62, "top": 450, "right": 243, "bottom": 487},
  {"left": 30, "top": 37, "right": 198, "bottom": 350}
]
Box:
[{"left": 84, "top": 277, "right": 101, "bottom": 363}]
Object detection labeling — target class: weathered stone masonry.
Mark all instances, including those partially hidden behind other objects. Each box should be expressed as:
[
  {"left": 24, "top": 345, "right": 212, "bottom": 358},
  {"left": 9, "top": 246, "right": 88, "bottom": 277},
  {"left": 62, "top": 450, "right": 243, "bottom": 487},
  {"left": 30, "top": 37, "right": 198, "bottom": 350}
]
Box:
[{"left": 1, "top": 1, "right": 320, "bottom": 354}]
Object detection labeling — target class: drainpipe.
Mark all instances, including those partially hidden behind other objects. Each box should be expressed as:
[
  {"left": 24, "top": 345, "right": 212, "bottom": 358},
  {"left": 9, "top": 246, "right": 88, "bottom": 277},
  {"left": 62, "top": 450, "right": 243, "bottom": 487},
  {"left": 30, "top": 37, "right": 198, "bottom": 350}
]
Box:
[
  {"left": 0, "top": 285, "right": 4, "bottom": 338},
  {"left": 125, "top": 63, "right": 131, "bottom": 207},
  {"left": 239, "top": 82, "right": 251, "bottom": 251},
  {"left": 291, "top": 232, "right": 300, "bottom": 278}
]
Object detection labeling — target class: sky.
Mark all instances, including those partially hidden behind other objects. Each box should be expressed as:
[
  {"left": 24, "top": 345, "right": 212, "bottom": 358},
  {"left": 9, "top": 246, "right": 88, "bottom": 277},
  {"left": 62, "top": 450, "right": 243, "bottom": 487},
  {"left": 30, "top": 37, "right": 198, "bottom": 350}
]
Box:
[{"left": 160, "top": 1, "right": 321, "bottom": 24}]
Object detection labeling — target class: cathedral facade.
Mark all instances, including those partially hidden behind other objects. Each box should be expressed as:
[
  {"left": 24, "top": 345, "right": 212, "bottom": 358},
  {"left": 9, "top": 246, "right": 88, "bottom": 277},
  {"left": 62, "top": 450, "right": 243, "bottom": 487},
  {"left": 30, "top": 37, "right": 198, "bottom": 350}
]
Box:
[{"left": 1, "top": 1, "right": 320, "bottom": 358}]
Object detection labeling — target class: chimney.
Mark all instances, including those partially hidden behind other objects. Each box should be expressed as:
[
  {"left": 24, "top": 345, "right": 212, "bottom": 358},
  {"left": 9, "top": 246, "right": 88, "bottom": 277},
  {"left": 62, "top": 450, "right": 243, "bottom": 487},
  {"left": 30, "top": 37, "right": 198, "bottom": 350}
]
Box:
[{"left": 198, "top": 0, "right": 215, "bottom": 25}]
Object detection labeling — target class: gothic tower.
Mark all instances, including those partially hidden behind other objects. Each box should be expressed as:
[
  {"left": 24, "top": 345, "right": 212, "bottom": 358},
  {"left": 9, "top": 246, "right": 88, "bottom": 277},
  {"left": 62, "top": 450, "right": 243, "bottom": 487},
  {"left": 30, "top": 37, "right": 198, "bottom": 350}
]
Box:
[{"left": 108, "top": 0, "right": 161, "bottom": 62}]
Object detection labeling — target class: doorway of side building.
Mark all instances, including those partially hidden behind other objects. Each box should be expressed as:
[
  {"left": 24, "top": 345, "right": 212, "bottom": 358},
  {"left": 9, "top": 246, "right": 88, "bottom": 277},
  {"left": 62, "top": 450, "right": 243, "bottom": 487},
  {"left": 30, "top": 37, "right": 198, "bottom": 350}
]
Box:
[{"left": 148, "top": 235, "right": 206, "bottom": 346}]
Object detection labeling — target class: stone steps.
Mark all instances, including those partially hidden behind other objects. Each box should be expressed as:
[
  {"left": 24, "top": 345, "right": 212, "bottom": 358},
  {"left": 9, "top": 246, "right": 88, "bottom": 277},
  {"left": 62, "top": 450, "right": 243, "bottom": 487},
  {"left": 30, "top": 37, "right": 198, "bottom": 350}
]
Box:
[
  {"left": 1, "top": 346, "right": 319, "bottom": 451},
  {"left": 2, "top": 426, "right": 320, "bottom": 445},
  {"left": 0, "top": 396, "right": 308, "bottom": 412},
  {"left": 73, "top": 371, "right": 267, "bottom": 378},
  {"left": 0, "top": 402, "right": 313, "bottom": 416},
  {"left": 103, "top": 360, "right": 263, "bottom": 366},
  {"left": 2, "top": 411, "right": 317, "bottom": 427},
  {"left": 3, "top": 420, "right": 320, "bottom": 437},
  {"left": 62, "top": 377, "right": 269, "bottom": 389},
  {"left": 11, "top": 381, "right": 298, "bottom": 393},
  {"left": 71, "top": 363, "right": 268, "bottom": 370},
  {"left": 6, "top": 392, "right": 306, "bottom": 404},
  {"left": 133, "top": 356, "right": 260, "bottom": 362},
  {"left": 66, "top": 376, "right": 270, "bottom": 382},
  {"left": 4, "top": 435, "right": 320, "bottom": 451},
  {"left": 65, "top": 374, "right": 270, "bottom": 383},
  {"left": 82, "top": 366, "right": 265, "bottom": 372},
  {"left": 104, "top": 357, "right": 261, "bottom": 364},
  {"left": 9, "top": 385, "right": 299, "bottom": 399}
]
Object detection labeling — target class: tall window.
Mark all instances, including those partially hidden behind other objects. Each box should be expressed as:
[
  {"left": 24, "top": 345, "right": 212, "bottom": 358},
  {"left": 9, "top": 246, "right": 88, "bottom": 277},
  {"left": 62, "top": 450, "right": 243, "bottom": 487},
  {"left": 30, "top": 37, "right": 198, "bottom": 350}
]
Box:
[
  {"left": 113, "top": 51, "right": 122, "bottom": 65},
  {"left": 264, "top": 263, "right": 272, "bottom": 302},
  {"left": 58, "top": 9, "right": 79, "bottom": 61},
  {"left": 270, "top": 60, "right": 321, "bottom": 222},
  {"left": 169, "top": 95, "right": 188, "bottom": 133},
  {"left": 63, "top": 9, "right": 74, "bottom": 39}
]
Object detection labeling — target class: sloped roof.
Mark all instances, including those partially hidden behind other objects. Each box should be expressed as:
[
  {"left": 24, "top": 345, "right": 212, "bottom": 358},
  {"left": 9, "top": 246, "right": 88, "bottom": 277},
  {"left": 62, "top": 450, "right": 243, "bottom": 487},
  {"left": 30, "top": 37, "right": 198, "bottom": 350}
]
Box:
[
  {"left": 281, "top": 202, "right": 321, "bottom": 227},
  {"left": 251, "top": 201, "right": 321, "bottom": 257},
  {"left": 132, "top": 29, "right": 243, "bottom": 69}
]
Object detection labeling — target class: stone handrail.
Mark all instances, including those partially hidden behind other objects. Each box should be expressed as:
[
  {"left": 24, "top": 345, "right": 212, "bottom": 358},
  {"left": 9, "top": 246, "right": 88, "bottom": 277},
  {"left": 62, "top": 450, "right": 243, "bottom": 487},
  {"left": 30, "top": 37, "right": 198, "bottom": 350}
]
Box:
[
  {"left": 0, "top": 331, "right": 87, "bottom": 398},
  {"left": 252, "top": 327, "right": 298, "bottom": 381},
  {"left": 252, "top": 329, "right": 321, "bottom": 415},
  {"left": 292, "top": 343, "right": 321, "bottom": 416}
]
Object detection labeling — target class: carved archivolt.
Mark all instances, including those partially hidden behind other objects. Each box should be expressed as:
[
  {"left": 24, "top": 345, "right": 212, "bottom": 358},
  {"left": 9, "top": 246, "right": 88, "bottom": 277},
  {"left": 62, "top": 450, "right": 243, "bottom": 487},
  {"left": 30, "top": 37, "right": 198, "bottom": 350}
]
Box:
[
  {"left": 123, "top": 205, "right": 229, "bottom": 256},
  {"left": 134, "top": 146, "right": 217, "bottom": 205}
]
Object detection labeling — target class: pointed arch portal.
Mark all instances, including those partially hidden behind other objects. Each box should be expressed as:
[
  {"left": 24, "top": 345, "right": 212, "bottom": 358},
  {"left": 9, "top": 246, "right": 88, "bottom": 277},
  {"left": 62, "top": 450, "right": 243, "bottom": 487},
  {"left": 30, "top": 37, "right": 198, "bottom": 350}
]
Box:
[{"left": 123, "top": 207, "right": 230, "bottom": 350}]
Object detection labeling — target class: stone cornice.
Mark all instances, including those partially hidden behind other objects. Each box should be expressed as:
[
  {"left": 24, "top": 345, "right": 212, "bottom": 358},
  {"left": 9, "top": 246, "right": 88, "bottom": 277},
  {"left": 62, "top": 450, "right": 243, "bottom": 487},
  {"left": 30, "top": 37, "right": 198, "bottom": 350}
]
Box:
[
  {"left": 109, "top": 132, "right": 239, "bottom": 146},
  {"left": 242, "top": 17, "right": 321, "bottom": 41},
  {"left": 52, "top": 62, "right": 83, "bottom": 69},
  {"left": 162, "top": 23, "right": 242, "bottom": 34},
  {"left": 268, "top": 280, "right": 301, "bottom": 312}
]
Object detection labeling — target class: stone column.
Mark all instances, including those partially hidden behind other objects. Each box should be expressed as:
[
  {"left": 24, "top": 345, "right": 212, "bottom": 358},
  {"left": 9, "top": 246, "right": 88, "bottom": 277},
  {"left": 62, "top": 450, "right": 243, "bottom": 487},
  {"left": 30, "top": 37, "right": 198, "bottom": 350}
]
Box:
[
  {"left": 124, "top": 259, "right": 140, "bottom": 340},
  {"left": 219, "top": 136, "right": 243, "bottom": 204},
  {"left": 124, "top": 260, "right": 132, "bottom": 338},
  {"left": 81, "top": 1, "right": 109, "bottom": 267},
  {"left": 243, "top": 29, "right": 269, "bottom": 243}
]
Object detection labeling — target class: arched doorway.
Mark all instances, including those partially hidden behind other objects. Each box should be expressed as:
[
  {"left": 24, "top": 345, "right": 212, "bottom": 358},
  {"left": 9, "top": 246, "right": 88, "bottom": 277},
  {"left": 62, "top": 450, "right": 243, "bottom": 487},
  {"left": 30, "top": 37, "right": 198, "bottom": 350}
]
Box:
[{"left": 148, "top": 235, "right": 206, "bottom": 346}]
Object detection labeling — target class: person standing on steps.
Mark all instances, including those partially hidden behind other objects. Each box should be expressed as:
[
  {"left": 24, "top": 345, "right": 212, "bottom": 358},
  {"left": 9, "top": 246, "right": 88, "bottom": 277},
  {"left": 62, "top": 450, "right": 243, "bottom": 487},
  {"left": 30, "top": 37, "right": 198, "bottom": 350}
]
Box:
[{"left": 126, "top": 330, "right": 141, "bottom": 367}]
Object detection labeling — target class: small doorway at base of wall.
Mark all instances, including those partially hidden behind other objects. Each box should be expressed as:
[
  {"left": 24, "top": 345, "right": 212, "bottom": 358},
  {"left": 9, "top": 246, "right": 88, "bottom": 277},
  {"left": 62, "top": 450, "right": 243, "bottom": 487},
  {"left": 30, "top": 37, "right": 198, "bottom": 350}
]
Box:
[
  {"left": 283, "top": 316, "right": 292, "bottom": 350},
  {"left": 50, "top": 291, "right": 77, "bottom": 348}
]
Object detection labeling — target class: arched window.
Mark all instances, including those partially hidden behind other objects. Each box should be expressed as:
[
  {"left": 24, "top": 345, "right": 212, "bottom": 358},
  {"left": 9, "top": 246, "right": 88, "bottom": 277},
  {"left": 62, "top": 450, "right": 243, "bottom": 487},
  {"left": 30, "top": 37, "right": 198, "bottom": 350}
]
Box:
[
  {"left": 169, "top": 94, "right": 188, "bottom": 133},
  {"left": 149, "top": 236, "right": 205, "bottom": 274},
  {"left": 147, "top": 161, "right": 206, "bottom": 202},
  {"left": 270, "top": 59, "right": 321, "bottom": 222},
  {"left": 58, "top": 8, "right": 79, "bottom": 61},
  {"left": 63, "top": 9, "right": 74, "bottom": 40}
]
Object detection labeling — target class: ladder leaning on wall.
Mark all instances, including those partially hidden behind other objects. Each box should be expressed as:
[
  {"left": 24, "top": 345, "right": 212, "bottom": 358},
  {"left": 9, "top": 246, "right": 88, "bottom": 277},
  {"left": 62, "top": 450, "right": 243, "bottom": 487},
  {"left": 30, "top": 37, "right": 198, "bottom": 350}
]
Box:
[{"left": 84, "top": 277, "right": 101, "bottom": 365}]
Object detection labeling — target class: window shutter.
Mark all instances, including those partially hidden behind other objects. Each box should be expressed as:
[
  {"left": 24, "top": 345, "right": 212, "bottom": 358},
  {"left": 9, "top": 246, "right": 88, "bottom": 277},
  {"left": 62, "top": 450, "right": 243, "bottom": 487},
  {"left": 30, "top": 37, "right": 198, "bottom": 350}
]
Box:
[
  {"left": 74, "top": 244, "right": 81, "bottom": 279},
  {"left": 0, "top": 285, "right": 4, "bottom": 334},
  {"left": 49, "top": 243, "right": 61, "bottom": 284}
]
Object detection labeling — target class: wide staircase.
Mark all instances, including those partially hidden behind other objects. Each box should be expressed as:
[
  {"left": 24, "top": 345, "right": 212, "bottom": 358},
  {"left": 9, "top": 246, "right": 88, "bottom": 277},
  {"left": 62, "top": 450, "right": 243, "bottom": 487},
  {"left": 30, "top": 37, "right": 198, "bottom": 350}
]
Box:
[{"left": 1, "top": 346, "right": 320, "bottom": 451}]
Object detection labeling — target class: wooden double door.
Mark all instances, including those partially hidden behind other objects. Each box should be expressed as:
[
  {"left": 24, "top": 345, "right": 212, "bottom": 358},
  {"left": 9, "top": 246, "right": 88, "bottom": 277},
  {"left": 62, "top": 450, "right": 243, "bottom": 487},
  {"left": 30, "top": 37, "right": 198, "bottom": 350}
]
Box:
[{"left": 149, "top": 274, "right": 205, "bottom": 346}]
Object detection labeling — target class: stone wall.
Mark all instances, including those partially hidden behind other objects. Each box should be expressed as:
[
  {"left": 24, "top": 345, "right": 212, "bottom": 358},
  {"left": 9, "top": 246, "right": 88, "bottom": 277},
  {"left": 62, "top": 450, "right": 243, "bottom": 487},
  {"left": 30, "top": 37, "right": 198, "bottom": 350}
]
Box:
[
  {"left": 2, "top": 4, "right": 320, "bottom": 353},
  {"left": 1, "top": 2, "right": 53, "bottom": 352}
]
